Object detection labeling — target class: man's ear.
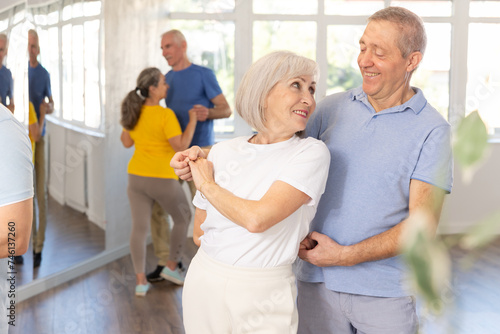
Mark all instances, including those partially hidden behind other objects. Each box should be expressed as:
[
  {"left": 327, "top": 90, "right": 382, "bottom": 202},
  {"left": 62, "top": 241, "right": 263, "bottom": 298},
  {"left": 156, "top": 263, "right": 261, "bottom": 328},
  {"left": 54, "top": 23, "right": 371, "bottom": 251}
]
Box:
[{"left": 406, "top": 51, "right": 423, "bottom": 73}]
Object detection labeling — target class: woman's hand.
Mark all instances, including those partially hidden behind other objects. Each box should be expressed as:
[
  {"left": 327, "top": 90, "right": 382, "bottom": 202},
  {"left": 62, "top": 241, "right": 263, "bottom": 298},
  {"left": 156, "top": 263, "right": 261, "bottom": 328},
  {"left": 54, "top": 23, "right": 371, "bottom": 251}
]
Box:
[
  {"left": 189, "top": 158, "right": 215, "bottom": 194},
  {"left": 170, "top": 146, "right": 207, "bottom": 181}
]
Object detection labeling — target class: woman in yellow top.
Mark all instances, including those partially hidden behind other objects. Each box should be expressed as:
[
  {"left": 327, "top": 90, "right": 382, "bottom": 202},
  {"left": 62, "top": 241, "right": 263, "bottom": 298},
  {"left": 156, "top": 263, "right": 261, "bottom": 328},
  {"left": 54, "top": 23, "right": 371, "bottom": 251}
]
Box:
[
  {"left": 28, "top": 101, "right": 46, "bottom": 162},
  {"left": 120, "top": 67, "right": 196, "bottom": 296}
]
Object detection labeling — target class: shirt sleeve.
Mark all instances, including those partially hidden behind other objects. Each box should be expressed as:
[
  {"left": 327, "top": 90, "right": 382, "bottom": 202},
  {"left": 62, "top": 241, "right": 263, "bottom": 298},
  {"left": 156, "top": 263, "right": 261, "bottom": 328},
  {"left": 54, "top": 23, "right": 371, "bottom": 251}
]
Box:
[
  {"left": 202, "top": 68, "right": 223, "bottom": 101},
  {"left": 163, "top": 108, "right": 182, "bottom": 139},
  {"left": 411, "top": 124, "right": 453, "bottom": 193},
  {"left": 278, "top": 139, "right": 331, "bottom": 206},
  {"left": 0, "top": 112, "right": 34, "bottom": 207}
]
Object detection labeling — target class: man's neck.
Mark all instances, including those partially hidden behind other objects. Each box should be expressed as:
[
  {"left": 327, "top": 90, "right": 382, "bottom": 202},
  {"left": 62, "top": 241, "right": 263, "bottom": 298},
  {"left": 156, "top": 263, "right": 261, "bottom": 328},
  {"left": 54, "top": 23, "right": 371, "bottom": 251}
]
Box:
[
  {"left": 29, "top": 59, "right": 39, "bottom": 68},
  {"left": 172, "top": 57, "right": 191, "bottom": 71},
  {"left": 368, "top": 86, "right": 416, "bottom": 113}
]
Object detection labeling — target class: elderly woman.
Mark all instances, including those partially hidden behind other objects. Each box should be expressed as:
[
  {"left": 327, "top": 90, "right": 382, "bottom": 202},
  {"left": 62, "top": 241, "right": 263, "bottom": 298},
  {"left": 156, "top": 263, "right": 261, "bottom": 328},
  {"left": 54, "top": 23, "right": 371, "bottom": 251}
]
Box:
[
  {"left": 120, "top": 67, "right": 197, "bottom": 296},
  {"left": 177, "top": 51, "right": 330, "bottom": 333}
]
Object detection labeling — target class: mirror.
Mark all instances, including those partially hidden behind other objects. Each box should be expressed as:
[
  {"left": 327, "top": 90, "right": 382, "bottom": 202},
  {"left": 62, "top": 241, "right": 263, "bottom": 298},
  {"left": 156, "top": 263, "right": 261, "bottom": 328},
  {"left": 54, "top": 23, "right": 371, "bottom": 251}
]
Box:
[{"left": 1, "top": 1, "right": 107, "bottom": 288}]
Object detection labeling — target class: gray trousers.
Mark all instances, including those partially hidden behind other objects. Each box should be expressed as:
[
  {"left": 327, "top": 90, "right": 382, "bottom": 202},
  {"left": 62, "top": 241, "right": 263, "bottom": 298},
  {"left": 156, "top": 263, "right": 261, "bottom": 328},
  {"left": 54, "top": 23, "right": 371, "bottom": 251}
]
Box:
[
  {"left": 297, "top": 280, "right": 418, "bottom": 334},
  {"left": 127, "top": 174, "right": 192, "bottom": 274}
]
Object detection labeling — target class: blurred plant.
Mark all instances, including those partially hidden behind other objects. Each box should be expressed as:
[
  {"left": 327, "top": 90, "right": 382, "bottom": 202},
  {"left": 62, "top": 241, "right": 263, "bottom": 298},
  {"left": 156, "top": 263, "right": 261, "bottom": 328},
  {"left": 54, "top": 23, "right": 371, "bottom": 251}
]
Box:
[{"left": 402, "top": 110, "right": 500, "bottom": 321}]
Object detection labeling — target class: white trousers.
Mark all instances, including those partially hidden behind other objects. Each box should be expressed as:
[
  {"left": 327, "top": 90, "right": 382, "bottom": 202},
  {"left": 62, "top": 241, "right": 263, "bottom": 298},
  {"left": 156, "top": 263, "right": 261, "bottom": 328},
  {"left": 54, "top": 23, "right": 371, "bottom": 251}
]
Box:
[{"left": 182, "top": 248, "right": 298, "bottom": 334}]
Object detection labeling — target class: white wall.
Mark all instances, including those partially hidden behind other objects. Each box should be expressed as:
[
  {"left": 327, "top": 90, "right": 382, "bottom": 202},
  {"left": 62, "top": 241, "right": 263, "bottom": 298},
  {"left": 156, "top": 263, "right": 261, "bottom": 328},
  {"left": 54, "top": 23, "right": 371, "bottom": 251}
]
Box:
[
  {"left": 439, "top": 142, "right": 500, "bottom": 234},
  {"left": 102, "top": 0, "right": 170, "bottom": 249}
]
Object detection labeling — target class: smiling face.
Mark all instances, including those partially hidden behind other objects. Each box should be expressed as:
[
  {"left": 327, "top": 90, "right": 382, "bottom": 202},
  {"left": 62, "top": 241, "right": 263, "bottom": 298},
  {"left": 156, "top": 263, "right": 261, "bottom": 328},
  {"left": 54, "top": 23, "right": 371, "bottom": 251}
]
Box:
[
  {"left": 357, "top": 20, "right": 415, "bottom": 109},
  {"left": 263, "top": 75, "right": 316, "bottom": 140},
  {"left": 161, "top": 33, "right": 186, "bottom": 70}
]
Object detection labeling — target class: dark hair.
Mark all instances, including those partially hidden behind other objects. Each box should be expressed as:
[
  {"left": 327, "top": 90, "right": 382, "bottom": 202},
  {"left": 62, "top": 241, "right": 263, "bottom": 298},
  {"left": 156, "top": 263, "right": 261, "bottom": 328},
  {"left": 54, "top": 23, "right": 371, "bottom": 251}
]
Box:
[{"left": 120, "top": 67, "right": 162, "bottom": 130}]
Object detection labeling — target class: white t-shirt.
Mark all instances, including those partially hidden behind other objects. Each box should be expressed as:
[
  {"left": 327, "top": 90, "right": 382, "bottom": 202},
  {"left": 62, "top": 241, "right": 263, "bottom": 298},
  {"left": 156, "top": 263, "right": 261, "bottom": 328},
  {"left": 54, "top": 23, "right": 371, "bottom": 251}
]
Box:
[{"left": 193, "top": 135, "right": 330, "bottom": 268}]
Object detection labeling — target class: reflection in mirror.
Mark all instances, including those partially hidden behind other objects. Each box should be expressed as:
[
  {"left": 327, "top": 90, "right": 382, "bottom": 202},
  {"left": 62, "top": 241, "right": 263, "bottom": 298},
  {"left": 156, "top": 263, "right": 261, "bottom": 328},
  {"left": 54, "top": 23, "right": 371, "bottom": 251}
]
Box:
[{"left": 0, "top": 0, "right": 106, "bottom": 287}]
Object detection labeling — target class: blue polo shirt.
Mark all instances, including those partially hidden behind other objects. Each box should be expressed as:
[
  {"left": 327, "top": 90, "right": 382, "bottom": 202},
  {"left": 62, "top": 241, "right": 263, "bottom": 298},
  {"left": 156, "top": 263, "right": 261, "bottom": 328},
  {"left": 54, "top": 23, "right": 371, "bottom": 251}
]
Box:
[
  {"left": 0, "top": 66, "right": 13, "bottom": 107},
  {"left": 165, "top": 64, "right": 223, "bottom": 147},
  {"left": 296, "top": 87, "right": 453, "bottom": 297},
  {"left": 28, "top": 62, "right": 52, "bottom": 136}
]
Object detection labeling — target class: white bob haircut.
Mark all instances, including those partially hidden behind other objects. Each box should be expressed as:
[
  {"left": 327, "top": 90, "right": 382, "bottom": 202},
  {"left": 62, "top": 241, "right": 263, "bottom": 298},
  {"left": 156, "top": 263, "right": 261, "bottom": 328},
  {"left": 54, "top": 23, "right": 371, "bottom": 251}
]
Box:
[{"left": 235, "top": 51, "right": 319, "bottom": 133}]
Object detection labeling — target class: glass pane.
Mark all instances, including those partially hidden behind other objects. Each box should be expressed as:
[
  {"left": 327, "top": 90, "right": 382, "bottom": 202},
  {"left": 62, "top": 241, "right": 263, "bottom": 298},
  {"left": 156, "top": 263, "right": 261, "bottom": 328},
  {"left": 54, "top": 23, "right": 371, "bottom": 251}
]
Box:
[
  {"left": 466, "top": 24, "right": 500, "bottom": 135},
  {"left": 326, "top": 25, "right": 364, "bottom": 96},
  {"left": 62, "top": 24, "right": 72, "bottom": 120},
  {"left": 84, "top": 0, "right": 102, "bottom": 16},
  {"left": 169, "top": 0, "right": 234, "bottom": 13},
  {"left": 62, "top": 1, "right": 72, "bottom": 21},
  {"left": 390, "top": 1, "right": 452, "bottom": 17},
  {"left": 412, "top": 23, "right": 451, "bottom": 120},
  {"left": 84, "top": 20, "right": 101, "bottom": 128},
  {"left": 167, "top": 20, "right": 235, "bottom": 134},
  {"left": 13, "top": 9, "right": 25, "bottom": 25},
  {"left": 0, "top": 19, "right": 8, "bottom": 32},
  {"left": 73, "top": 1, "right": 84, "bottom": 18},
  {"left": 33, "top": 7, "right": 48, "bottom": 25},
  {"left": 72, "top": 25, "right": 84, "bottom": 122},
  {"left": 47, "top": 4, "right": 59, "bottom": 25},
  {"left": 253, "top": 21, "right": 317, "bottom": 61},
  {"left": 8, "top": 22, "right": 30, "bottom": 124},
  {"left": 325, "top": 0, "right": 384, "bottom": 16},
  {"left": 470, "top": 0, "right": 500, "bottom": 17},
  {"left": 253, "top": 0, "right": 317, "bottom": 15}
]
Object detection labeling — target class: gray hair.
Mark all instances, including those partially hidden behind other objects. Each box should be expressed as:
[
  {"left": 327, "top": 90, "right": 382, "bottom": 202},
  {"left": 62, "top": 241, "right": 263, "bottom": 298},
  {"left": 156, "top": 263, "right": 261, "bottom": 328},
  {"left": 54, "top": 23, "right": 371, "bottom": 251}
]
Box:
[
  {"left": 369, "top": 6, "right": 427, "bottom": 58},
  {"left": 235, "top": 51, "right": 319, "bottom": 133},
  {"left": 162, "top": 29, "right": 186, "bottom": 46},
  {"left": 120, "top": 67, "right": 162, "bottom": 130}
]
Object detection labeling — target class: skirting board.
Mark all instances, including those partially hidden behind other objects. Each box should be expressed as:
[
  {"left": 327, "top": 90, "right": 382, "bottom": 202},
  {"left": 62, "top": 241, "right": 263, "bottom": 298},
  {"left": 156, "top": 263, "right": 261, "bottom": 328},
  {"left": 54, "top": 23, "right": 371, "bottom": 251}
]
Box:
[
  {"left": 17, "top": 236, "right": 153, "bottom": 302},
  {"left": 17, "top": 243, "right": 130, "bottom": 303}
]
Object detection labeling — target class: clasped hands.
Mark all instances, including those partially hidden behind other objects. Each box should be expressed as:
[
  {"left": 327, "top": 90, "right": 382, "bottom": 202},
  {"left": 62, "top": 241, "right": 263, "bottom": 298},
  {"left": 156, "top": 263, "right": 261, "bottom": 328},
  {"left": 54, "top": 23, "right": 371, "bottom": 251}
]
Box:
[{"left": 171, "top": 146, "right": 214, "bottom": 193}]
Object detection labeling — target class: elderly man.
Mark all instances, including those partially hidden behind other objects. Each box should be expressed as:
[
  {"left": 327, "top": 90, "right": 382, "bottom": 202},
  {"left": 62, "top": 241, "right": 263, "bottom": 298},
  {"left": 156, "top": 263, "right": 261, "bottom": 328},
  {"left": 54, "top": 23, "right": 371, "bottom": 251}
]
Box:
[
  {"left": 28, "top": 29, "right": 54, "bottom": 268},
  {"left": 146, "top": 29, "right": 232, "bottom": 283},
  {"left": 0, "top": 33, "right": 14, "bottom": 112},
  {"left": 296, "top": 7, "right": 453, "bottom": 334},
  {"left": 170, "top": 7, "right": 452, "bottom": 333}
]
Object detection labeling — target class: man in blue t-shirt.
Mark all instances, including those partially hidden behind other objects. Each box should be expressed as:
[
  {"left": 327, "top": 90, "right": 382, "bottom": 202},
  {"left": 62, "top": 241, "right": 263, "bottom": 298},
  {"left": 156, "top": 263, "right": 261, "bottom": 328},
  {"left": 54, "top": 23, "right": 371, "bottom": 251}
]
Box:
[
  {"left": 146, "top": 29, "right": 232, "bottom": 283},
  {"left": 0, "top": 33, "right": 14, "bottom": 113},
  {"left": 296, "top": 7, "right": 453, "bottom": 334},
  {"left": 161, "top": 29, "right": 231, "bottom": 148},
  {"left": 28, "top": 29, "right": 54, "bottom": 268}
]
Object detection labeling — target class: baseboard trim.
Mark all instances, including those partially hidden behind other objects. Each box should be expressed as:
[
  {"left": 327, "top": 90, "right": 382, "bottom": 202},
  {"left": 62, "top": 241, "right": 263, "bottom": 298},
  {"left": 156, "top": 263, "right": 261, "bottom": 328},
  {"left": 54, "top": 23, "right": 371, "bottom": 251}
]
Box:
[{"left": 17, "top": 244, "right": 130, "bottom": 303}]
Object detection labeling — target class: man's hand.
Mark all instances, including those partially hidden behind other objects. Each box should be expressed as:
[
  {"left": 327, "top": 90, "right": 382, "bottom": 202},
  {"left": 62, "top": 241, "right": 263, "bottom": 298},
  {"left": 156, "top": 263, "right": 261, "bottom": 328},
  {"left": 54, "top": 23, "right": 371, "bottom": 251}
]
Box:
[
  {"left": 192, "top": 104, "right": 209, "bottom": 122},
  {"left": 170, "top": 146, "right": 206, "bottom": 181},
  {"left": 298, "top": 232, "right": 350, "bottom": 267}
]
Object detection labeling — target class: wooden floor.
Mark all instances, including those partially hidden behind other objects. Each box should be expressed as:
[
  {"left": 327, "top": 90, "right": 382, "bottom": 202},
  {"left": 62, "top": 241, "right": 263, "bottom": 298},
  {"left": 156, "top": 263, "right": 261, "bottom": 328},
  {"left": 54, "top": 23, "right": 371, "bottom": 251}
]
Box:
[
  {"left": 16, "top": 195, "right": 105, "bottom": 286},
  {"left": 10, "top": 199, "right": 500, "bottom": 334}
]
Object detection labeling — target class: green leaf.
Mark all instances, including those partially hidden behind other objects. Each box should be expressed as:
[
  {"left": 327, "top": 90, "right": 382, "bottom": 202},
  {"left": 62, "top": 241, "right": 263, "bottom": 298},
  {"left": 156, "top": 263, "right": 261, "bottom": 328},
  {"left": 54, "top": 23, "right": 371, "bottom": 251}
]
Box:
[
  {"left": 401, "top": 210, "right": 451, "bottom": 313},
  {"left": 460, "top": 211, "right": 500, "bottom": 250},
  {"left": 453, "top": 111, "right": 489, "bottom": 169}
]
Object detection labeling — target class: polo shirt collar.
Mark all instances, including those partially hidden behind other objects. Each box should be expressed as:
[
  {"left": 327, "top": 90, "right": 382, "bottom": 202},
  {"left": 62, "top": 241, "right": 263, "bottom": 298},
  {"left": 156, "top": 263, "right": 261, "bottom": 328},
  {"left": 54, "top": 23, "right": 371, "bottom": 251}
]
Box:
[{"left": 351, "top": 86, "right": 427, "bottom": 115}]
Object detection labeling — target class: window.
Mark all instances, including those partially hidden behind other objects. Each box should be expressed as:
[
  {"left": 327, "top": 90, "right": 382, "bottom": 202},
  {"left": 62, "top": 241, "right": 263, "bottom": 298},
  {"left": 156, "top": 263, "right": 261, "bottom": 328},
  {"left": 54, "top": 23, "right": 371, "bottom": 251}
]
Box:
[
  {"left": 169, "top": 0, "right": 499, "bottom": 137},
  {"left": 0, "top": 0, "right": 103, "bottom": 130}
]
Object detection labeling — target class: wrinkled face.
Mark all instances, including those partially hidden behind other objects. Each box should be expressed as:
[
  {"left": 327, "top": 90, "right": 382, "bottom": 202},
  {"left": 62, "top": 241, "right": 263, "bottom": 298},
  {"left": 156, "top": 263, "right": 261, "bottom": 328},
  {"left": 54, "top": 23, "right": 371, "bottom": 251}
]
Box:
[
  {"left": 161, "top": 33, "right": 185, "bottom": 69},
  {"left": 264, "top": 75, "right": 316, "bottom": 135},
  {"left": 0, "top": 38, "right": 7, "bottom": 65},
  {"left": 28, "top": 33, "right": 40, "bottom": 62},
  {"left": 357, "top": 20, "right": 411, "bottom": 103}
]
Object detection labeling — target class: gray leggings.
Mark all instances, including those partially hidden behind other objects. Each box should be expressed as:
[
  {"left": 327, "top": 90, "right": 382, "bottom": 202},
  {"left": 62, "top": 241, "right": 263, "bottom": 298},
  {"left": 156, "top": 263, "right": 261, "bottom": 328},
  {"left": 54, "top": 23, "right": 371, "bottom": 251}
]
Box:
[{"left": 128, "top": 174, "right": 192, "bottom": 274}]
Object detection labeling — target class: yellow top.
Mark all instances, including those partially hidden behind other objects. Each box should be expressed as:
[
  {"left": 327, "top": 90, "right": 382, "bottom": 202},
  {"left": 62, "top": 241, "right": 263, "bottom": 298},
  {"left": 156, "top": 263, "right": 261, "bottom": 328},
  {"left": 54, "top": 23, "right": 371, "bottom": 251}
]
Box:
[
  {"left": 28, "top": 102, "right": 38, "bottom": 162},
  {"left": 126, "top": 105, "right": 182, "bottom": 179}
]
